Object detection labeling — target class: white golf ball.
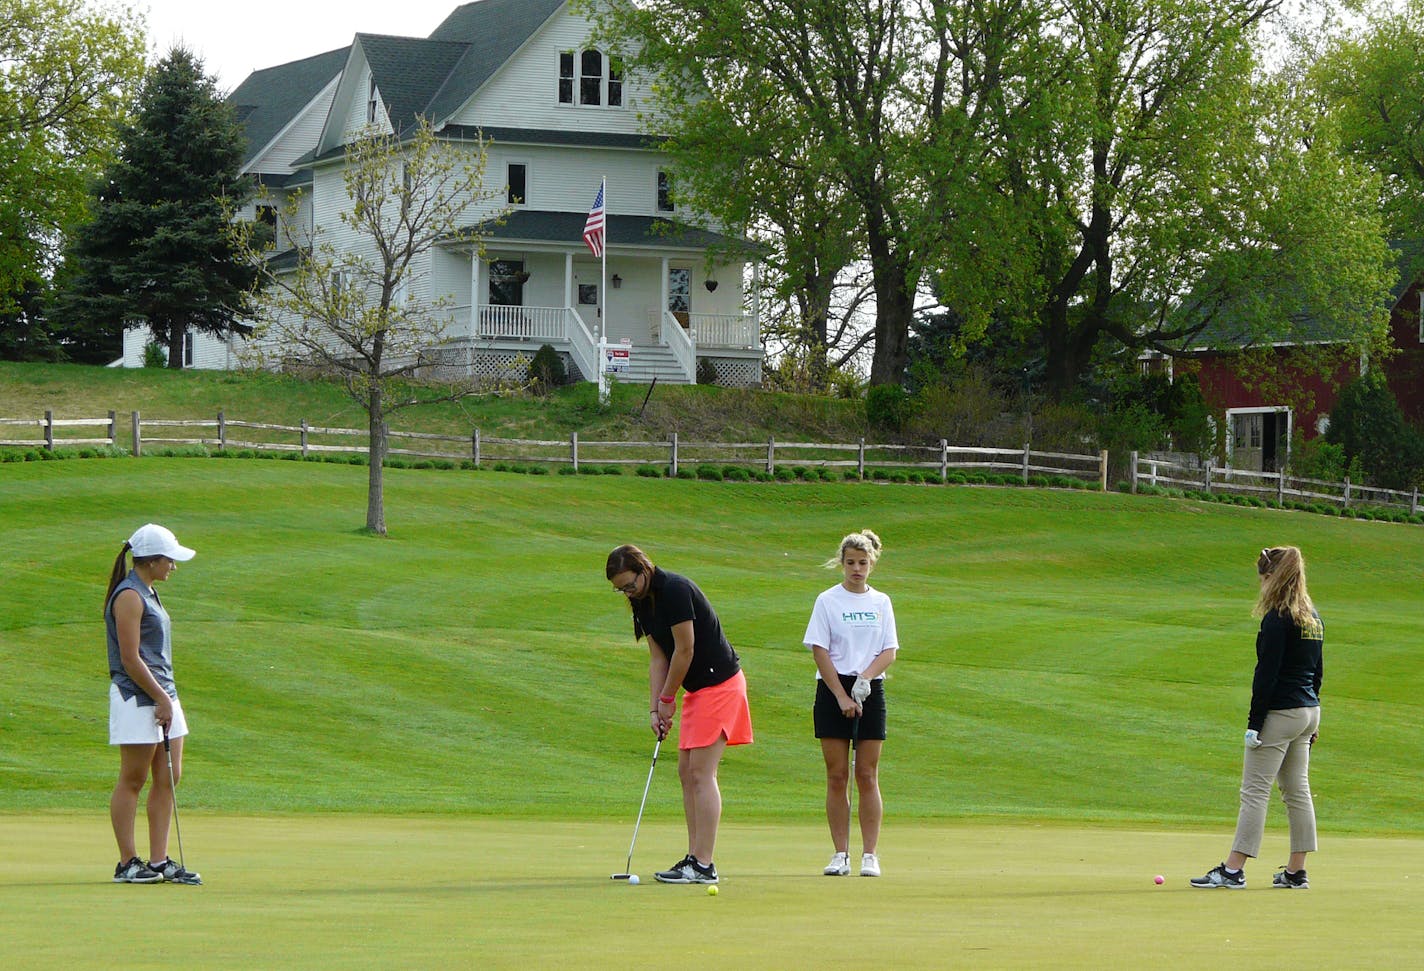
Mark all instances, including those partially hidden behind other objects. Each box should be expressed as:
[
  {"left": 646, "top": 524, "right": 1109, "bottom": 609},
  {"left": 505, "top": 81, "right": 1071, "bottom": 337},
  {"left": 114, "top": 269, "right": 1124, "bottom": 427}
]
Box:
[{"left": 628, "top": 874, "right": 640, "bottom": 885}]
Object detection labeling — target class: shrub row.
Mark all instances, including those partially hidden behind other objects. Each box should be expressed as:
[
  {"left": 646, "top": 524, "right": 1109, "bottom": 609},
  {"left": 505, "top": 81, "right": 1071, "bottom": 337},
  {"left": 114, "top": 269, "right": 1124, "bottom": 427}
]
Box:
[{"left": 1126, "top": 483, "right": 1424, "bottom": 525}]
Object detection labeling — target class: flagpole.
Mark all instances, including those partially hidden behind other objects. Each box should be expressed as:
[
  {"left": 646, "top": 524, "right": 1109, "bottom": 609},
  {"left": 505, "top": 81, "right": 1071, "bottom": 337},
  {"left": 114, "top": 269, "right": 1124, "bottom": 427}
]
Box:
[{"left": 592, "top": 177, "right": 604, "bottom": 405}]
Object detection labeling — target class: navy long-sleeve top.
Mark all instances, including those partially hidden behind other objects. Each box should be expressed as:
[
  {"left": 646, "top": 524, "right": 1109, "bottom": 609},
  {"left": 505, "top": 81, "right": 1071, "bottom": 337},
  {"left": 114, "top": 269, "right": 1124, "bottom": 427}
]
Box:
[{"left": 1247, "top": 608, "right": 1323, "bottom": 732}]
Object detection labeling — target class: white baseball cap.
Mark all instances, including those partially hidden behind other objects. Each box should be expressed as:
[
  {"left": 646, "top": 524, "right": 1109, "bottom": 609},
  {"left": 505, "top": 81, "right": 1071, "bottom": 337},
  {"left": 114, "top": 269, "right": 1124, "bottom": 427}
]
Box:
[{"left": 127, "top": 523, "right": 196, "bottom": 561}]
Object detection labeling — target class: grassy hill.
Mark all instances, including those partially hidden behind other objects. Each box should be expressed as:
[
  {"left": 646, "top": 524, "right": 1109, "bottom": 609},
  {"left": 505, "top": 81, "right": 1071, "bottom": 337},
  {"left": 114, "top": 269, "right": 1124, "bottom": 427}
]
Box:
[
  {"left": 0, "top": 361, "right": 868, "bottom": 444},
  {"left": 4, "top": 452, "right": 1422, "bottom": 834}
]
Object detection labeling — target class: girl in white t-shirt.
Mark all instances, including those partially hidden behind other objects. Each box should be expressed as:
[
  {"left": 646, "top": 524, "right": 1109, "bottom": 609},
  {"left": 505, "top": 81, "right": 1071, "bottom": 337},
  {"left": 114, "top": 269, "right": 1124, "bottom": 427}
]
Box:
[{"left": 803, "top": 529, "right": 898, "bottom": 878}]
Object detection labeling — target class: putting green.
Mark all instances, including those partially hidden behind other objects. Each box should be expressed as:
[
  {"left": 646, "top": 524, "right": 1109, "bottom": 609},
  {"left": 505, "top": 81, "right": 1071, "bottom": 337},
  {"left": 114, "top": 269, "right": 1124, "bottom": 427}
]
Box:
[{"left": 5, "top": 814, "right": 1420, "bottom": 968}]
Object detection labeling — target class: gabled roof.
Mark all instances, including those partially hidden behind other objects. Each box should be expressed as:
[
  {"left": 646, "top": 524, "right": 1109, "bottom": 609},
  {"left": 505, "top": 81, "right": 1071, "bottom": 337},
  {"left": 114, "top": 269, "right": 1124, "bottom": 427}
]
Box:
[
  {"left": 1172, "top": 240, "right": 1422, "bottom": 353},
  {"left": 227, "top": 47, "right": 350, "bottom": 166},
  {"left": 424, "top": 0, "right": 568, "bottom": 122},
  {"left": 358, "top": 34, "right": 470, "bottom": 136}
]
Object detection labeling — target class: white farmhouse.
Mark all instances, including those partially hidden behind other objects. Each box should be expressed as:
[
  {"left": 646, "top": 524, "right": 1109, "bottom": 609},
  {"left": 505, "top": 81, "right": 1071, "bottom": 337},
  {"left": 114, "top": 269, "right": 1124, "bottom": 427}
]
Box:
[{"left": 120, "top": 0, "right": 763, "bottom": 386}]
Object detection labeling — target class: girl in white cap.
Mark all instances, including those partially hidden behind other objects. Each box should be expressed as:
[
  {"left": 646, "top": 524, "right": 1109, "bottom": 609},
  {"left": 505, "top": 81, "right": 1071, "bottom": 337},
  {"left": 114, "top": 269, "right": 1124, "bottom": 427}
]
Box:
[{"left": 105, "top": 523, "right": 201, "bottom": 885}]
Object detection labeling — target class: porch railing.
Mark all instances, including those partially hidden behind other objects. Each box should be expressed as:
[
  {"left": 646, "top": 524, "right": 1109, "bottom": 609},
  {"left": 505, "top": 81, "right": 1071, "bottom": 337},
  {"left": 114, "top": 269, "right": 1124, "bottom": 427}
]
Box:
[
  {"left": 689, "top": 313, "right": 758, "bottom": 349},
  {"left": 662, "top": 310, "right": 697, "bottom": 383},
  {"left": 474, "top": 305, "right": 567, "bottom": 342},
  {"left": 565, "top": 307, "right": 599, "bottom": 383}
]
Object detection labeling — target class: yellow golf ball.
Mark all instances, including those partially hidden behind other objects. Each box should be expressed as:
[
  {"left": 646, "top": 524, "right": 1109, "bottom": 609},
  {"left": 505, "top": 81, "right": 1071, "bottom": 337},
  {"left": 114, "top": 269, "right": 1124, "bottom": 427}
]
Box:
[{"left": 706, "top": 885, "right": 719, "bottom": 896}]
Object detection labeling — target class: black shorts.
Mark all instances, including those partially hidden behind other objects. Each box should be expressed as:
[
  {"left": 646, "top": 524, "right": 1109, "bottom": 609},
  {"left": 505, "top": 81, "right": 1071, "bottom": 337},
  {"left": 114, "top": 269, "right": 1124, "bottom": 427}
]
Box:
[{"left": 814, "top": 674, "right": 887, "bottom": 741}]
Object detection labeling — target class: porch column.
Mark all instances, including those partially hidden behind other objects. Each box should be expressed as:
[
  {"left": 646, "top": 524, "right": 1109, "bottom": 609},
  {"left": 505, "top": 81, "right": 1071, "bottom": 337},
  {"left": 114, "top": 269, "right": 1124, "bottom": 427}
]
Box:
[
  {"left": 471, "top": 253, "right": 482, "bottom": 337},
  {"left": 564, "top": 252, "right": 574, "bottom": 309},
  {"left": 660, "top": 256, "right": 669, "bottom": 333},
  {"left": 752, "top": 260, "right": 762, "bottom": 338}
]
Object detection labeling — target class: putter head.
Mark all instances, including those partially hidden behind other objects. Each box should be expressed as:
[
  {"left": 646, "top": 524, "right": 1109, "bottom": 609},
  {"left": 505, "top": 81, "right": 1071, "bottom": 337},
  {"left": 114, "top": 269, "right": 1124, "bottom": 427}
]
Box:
[{"left": 610, "top": 873, "right": 632, "bottom": 880}]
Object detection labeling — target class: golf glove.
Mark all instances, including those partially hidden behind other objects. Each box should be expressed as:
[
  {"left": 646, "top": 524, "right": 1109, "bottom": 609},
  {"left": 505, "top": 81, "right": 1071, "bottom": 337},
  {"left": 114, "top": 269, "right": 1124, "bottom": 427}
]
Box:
[
  {"left": 851, "top": 676, "right": 872, "bottom": 704},
  {"left": 1244, "top": 729, "right": 1261, "bottom": 749}
]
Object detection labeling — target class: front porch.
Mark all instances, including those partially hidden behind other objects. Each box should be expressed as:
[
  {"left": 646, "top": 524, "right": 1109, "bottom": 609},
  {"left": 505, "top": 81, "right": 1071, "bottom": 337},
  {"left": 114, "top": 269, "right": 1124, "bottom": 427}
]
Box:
[{"left": 427, "top": 210, "right": 763, "bottom": 386}]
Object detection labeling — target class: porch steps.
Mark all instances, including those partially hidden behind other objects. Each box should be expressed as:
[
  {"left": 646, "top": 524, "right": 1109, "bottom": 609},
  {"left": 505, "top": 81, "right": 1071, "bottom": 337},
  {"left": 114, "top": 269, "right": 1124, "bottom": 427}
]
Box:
[{"left": 597, "top": 342, "right": 693, "bottom": 385}]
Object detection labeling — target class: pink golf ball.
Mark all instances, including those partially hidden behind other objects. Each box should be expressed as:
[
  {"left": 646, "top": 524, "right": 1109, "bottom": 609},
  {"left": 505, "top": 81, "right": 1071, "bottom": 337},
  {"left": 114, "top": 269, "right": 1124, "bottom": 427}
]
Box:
[{"left": 1154, "top": 875, "right": 1165, "bottom": 885}]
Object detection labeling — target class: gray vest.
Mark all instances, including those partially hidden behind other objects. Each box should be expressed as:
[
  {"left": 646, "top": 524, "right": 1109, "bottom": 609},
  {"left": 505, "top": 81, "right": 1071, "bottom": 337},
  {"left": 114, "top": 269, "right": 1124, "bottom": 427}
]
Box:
[{"left": 106, "top": 571, "right": 175, "bottom": 705}]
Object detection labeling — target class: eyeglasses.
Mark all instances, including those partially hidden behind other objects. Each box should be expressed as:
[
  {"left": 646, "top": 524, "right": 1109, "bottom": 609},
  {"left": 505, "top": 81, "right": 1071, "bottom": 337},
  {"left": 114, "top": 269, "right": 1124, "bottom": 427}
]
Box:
[{"left": 615, "top": 575, "right": 641, "bottom": 594}]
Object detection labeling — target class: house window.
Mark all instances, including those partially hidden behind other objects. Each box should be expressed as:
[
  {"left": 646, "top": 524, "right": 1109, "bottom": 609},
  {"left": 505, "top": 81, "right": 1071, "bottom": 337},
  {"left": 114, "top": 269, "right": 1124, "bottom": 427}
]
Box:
[
  {"left": 609, "top": 56, "right": 623, "bottom": 107},
  {"left": 657, "top": 170, "right": 675, "bottom": 213},
  {"left": 668, "top": 267, "right": 691, "bottom": 314},
  {"left": 507, "top": 162, "right": 527, "bottom": 205},
  {"left": 489, "top": 260, "right": 525, "bottom": 306},
  {"left": 558, "top": 51, "right": 575, "bottom": 104},
  {"left": 559, "top": 49, "right": 622, "bottom": 108},
  {"left": 1233, "top": 413, "right": 1263, "bottom": 450},
  {"left": 367, "top": 76, "right": 379, "bottom": 124},
  {"left": 182, "top": 330, "right": 193, "bottom": 368},
  {"left": 578, "top": 283, "right": 598, "bottom": 305},
  {"left": 256, "top": 205, "right": 278, "bottom": 228},
  {"left": 580, "top": 50, "right": 602, "bottom": 105}
]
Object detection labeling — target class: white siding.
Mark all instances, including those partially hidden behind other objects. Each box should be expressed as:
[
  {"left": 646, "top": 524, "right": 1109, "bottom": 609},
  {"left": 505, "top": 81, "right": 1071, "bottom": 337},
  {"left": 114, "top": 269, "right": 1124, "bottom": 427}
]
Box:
[
  {"left": 446, "top": 6, "right": 652, "bottom": 137},
  {"left": 250, "top": 77, "right": 341, "bottom": 175}
]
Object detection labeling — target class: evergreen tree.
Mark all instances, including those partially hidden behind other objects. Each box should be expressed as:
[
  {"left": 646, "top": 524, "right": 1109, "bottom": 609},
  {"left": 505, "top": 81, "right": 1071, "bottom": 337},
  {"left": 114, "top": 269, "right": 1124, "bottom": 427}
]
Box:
[{"left": 56, "top": 47, "right": 257, "bottom": 366}]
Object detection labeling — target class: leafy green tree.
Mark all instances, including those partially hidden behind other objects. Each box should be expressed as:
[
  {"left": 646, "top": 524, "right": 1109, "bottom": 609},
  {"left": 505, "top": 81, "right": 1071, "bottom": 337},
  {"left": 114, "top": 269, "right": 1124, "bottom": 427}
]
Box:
[
  {"left": 594, "top": 0, "right": 972, "bottom": 386},
  {"left": 56, "top": 47, "right": 257, "bottom": 366},
  {"left": 601, "top": 0, "right": 1393, "bottom": 398},
  {"left": 0, "top": 0, "right": 145, "bottom": 321},
  {"left": 1325, "top": 371, "right": 1424, "bottom": 490},
  {"left": 243, "top": 120, "right": 506, "bottom": 535},
  {"left": 1313, "top": 0, "right": 1424, "bottom": 242}
]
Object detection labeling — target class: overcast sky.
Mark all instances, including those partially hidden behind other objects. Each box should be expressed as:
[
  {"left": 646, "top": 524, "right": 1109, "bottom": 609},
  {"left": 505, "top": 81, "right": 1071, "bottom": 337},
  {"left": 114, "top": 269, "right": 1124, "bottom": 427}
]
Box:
[{"left": 138, "top": 0, "right": 463, "bottom": 92}]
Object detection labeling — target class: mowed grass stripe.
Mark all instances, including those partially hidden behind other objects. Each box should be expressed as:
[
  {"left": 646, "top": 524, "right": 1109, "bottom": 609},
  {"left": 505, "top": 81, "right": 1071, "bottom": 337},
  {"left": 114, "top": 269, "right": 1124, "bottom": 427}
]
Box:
[{"left": 2, "top": 459, "right": 1421, "bottom": 832}]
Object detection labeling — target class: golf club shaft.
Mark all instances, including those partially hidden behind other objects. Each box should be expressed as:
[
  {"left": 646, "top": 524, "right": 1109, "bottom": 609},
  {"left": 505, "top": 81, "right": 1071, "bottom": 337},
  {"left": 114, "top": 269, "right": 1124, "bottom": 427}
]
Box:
[
  {"left": 163, "top": 729, "right": 187, "bottom": 869},
  {"left": 849, "top": 714, "right": 859, "bottom": 825},
  {"left": 624, "top": 735, "right": 662, "bottom": 873}
]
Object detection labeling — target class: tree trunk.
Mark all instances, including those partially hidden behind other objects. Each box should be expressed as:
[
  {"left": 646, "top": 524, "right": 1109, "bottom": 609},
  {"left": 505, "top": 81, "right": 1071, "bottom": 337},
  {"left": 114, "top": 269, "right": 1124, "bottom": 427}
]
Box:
[
  {"left": 866, "top": 236, "right": 914, "bottom": 386},
  {"left": 167, "top": 328, "right": 184, "bottom": 369},
  {"left": 366, "top": 389, "right": 386, "bottom": 536}
]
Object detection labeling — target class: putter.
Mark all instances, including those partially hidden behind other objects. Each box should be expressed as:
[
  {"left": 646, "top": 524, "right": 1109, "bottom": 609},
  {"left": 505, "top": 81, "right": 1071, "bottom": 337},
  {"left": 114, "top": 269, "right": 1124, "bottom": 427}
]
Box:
[
  {"left": 849, "top": 711, "right": 860, "bottom": 824},
  {"left": 162, "top": 728, "right": 202, "bottom": 885},
  {"left": 611, "top": 733, "right": 663, "bottom": 880}
]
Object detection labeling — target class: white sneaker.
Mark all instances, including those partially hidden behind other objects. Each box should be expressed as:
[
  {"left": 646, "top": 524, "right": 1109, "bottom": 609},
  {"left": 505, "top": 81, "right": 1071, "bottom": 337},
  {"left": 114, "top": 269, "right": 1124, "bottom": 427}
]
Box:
[
  {"left": 823, "top": 851, "right": 850, "bottom": 876},
  {"left": 860, "top": 852, "right": 881, "bottom": 877}
]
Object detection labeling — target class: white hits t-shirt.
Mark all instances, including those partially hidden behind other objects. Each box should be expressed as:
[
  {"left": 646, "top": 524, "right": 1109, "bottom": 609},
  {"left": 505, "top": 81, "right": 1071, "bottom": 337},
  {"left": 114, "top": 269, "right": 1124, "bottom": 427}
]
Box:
[{"left": 803, "top": 584, "right": 899, "bottom": 679}]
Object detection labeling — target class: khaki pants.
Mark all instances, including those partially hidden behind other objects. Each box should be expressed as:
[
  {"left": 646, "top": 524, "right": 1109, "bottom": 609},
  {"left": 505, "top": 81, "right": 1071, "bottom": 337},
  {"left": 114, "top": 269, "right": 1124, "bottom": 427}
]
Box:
[{"left": 1231, "top": 706, "right": 1321, "bottom": 858}]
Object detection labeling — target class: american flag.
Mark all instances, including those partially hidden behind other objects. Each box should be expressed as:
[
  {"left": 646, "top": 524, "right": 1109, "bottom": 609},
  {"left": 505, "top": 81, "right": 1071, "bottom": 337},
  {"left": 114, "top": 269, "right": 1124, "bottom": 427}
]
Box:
[{"left": 582, "top": 182, "right": 605, "bottom": 257}]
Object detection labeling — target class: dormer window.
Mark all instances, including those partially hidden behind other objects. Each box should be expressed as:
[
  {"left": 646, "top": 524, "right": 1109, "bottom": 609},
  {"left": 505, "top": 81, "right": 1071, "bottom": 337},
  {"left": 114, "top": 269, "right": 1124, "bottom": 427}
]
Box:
[
  {"left": 367, "top": 76, "right": 379, "bottom": 124},
  {"left": 657, "top": 170, "right": 675, "bottom": 213},
  {"left": 558, "top": 49, "right": 624, "bottom": 108}
]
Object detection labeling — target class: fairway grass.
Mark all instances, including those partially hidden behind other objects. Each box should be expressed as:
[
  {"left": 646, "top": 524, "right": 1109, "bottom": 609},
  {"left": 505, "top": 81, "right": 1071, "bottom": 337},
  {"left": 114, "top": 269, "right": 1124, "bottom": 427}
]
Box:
[{"left": 4, "top": 815, "right": 1421, "bottom": 969}]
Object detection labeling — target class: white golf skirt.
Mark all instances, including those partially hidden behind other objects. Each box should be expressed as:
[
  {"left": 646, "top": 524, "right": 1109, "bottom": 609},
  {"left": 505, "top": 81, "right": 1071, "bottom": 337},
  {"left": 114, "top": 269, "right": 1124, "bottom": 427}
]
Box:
[{"left": 109, "top": 683, "right": 188, "bottom": 745}]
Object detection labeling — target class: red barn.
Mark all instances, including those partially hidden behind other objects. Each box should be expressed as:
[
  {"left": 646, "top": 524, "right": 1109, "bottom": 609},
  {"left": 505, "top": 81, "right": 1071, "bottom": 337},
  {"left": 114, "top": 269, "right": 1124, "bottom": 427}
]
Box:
[{"left": 1146, "top": 244, "right": 1424, "bottom": 472}]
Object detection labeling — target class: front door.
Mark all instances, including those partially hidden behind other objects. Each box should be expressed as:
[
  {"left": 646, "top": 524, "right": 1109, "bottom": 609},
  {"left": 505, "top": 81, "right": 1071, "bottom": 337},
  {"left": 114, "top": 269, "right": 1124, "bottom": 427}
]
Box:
[{"left": 573, "top": 260, "right": 602, "bottom": 337}]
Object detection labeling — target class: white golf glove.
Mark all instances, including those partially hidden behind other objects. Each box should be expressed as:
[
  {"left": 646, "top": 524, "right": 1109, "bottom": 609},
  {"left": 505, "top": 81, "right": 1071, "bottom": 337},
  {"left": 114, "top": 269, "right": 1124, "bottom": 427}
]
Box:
[
  {"left": 1244, "top": 729, "right": 1261, "bottom": 749},
  {"left": 851, "top": 676, "right": 872, "bottom": 704}
]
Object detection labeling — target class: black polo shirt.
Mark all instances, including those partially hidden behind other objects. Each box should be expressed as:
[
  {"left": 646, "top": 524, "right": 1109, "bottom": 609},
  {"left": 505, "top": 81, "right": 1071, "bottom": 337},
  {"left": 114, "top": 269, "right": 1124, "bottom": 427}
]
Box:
[{"left": 631, "top": 567, "right": 740, "bottom": 692}]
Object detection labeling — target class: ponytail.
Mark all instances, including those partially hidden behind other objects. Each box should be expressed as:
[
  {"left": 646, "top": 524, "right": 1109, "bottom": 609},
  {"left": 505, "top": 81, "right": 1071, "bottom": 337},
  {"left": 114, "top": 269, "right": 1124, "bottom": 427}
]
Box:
[{"left": 105, "top": 542, "right": 131, "bottom": 612}]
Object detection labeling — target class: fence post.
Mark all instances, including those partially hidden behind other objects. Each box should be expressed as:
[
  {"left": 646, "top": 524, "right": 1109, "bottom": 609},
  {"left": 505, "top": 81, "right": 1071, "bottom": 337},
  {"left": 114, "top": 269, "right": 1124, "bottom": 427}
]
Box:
[
  {"left": 766, "top": 436, "right": 775, "bottom": 474},
  {"left": 670, "top": 432, "right": 678, "bottom": 478},
  {"left": 1277, "top": 470, "right": 1285, "bottom": 506},
  {"left": 1099, "top": 449, "right": 1108, "bottom": 492},
  {"left": 940, "top": 439, "right": 948, "bottom": 480},
  {"left": 44, "top": 410, "right": 54, "bottom": 451},
  {"left": 131, "top": 411, "right": 141, "bottom": 457},
  {"left": 472, "top": 428, "right": 481, "bottom": 467},
  {"left": 107, "top": 410, "right": 116, "bottom": 449},
  {"left": 1343, "top": 476, "right": 1351, "bottom": 509},
  {"left": 217, "top": 410, "right": 226, "bottom": 451},
  {"left": 1022, "top": 443, "right": 1030, "bottom": 484},
  {"left": 1129, "top": 451, "right": 1138, "bottom": 493},
  {"left": 301, "top": 419, "right": 309, "bottom": 457},
  {"left": 571, "top": 432, "right": 579, "bottom": 471},
  {"left": 1203, "top": 463, "right": 1212, "bottom": 494},
  {"left": 857, "top": 438, "right": 865, "bottom": 480}
]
